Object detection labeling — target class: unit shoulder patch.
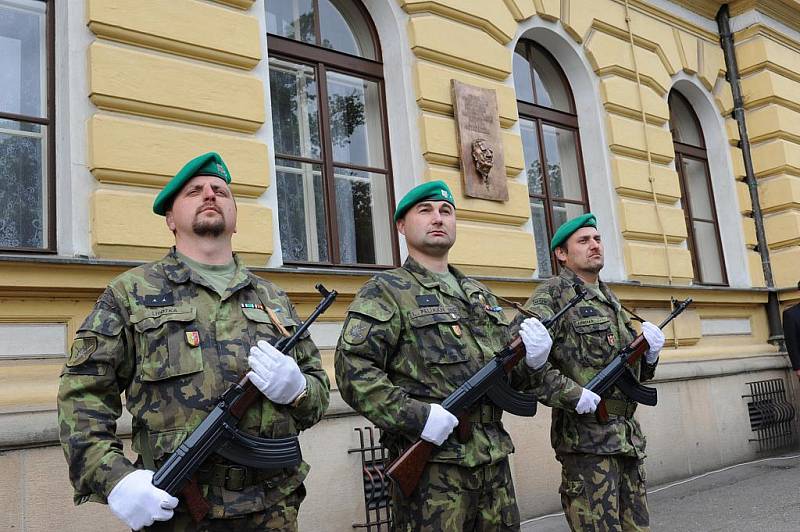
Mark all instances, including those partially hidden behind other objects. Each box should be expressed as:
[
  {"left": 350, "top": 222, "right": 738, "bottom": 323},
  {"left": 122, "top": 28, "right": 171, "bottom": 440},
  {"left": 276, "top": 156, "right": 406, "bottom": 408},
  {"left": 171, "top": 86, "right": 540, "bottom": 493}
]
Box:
[
  {"left": 343, "top": 315, "right": 372, "bottom": 346},
  {"left": 67, "top": 337, "right": 98, "bottom": 367}
]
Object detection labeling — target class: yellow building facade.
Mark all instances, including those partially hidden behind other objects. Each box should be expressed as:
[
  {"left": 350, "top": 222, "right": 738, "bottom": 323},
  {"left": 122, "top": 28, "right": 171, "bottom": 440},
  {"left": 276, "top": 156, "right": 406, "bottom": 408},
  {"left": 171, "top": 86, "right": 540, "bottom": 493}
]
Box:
[{"left": 1, "top": 0, "right": 799, "bottom": 529}]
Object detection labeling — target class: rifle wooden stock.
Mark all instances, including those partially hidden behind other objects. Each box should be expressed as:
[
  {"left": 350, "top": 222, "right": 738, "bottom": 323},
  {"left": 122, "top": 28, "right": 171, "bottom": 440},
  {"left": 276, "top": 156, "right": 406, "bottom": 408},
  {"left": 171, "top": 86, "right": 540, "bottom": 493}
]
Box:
[
  {"left": 624, "top": 336, "right": 646, "bottom": 363},
  {"left": 228, "top": 379, "right": 262, "bottom": 419},
  {"left": 385, "top": 439, "right": 435, "bottom": 497},
  {"left": 182, "top": 479, "right": 211, "bottom": 524},
  {"left": 595, "top": 400, "right": 609, "bottom": 423},
  {"left": 455, "top": 412, "right": 471, "bottom": 443}
]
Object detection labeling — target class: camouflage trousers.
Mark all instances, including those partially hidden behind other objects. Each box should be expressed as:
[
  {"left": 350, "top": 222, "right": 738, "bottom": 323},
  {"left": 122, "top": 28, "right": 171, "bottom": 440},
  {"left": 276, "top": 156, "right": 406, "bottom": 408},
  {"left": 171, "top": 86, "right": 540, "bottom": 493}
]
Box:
[
  {"left": 558, "top": 453, "right": 649, "bottom": 532},
  {"left": 391, "top": 459, "right": 520, "bottom": 532},
  {"left": 143, "top": 485, "right": 304, "bottom": 532}
]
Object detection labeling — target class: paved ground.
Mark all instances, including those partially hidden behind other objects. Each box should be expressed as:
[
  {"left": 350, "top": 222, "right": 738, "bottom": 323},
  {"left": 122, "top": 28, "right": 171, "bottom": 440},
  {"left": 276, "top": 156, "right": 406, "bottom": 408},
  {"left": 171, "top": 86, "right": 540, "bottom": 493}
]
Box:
[{"left": 522, "top": 451, "right": 800, "bottom": 531}]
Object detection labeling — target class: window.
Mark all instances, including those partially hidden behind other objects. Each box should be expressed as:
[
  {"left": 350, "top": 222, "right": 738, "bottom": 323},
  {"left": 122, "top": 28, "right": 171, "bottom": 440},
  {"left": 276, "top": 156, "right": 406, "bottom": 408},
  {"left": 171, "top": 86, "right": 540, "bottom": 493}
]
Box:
[
  {"left": 0, "top": 0, "right": 54, "bottom": 252},
  {"left": 514, "top": 41, "right": 588, "bottom": 277},
  {"left": 668, "top": 91, "right": 727, "bottom": 285},
  {"left": 266, "top": 0, "right": 396, "bottom": 267}
]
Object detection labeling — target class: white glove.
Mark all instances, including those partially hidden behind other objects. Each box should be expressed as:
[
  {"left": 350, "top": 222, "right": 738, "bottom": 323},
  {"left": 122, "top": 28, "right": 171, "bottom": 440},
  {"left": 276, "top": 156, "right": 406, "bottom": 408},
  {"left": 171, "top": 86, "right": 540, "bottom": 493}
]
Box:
[
  {"left": 107, "top": 469, "right": 178, "bottom": 531},
  {"left": 641, "top": 321, "right": 665, "bottom": 364},
  {"left": 420, "top": 403, "right": 459, "bottom": 446},
  {"left": 520, "top": 317, "right": 552, "bottom": 370},
  {"left": 575, "top": 388, "right": 601, "bottom": 414},
  {"left": 248, "top": 340, "right": 307, "bottom": 404}
]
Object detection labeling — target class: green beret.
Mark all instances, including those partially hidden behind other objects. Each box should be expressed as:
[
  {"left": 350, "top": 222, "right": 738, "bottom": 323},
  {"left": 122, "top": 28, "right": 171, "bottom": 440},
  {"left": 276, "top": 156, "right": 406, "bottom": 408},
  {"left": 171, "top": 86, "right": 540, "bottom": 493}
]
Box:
[
  {"left": 394, "top": 180, "right": 455, "bottom": 222},
  {"left": 153, "top": 152, "right": 232, "bottom": 216},
  {"left": 550, "top": 212, "right": 597, "bottom": 251}
]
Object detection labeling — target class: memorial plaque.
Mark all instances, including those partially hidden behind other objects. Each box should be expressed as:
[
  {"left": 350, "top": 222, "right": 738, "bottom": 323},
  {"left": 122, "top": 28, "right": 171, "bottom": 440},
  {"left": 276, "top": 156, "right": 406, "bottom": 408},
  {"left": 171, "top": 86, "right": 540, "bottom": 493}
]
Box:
[{"left": 451, "top": 79, "right": 508, "bottom": 201}]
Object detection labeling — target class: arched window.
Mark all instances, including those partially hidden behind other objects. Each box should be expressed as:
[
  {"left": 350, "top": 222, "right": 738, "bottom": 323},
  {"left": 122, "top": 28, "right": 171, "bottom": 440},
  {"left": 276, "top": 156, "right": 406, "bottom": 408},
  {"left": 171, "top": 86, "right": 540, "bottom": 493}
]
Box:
[
  {"left": 0, "top": 0, "right": 54, "bottom": 253},
  {"left": 514, "top": 40, "right": 588, "bottom": 277},
  {"left": 668, "top": 90, "right": 727, "bottom": 285},
  {"left": 266, "top": 0, "right": 396, "bottom": 267}
]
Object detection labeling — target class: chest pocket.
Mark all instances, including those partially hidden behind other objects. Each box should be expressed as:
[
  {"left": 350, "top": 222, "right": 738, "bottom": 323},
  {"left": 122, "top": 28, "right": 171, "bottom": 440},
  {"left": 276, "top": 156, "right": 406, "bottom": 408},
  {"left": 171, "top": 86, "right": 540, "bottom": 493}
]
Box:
[
  {"left": 408, "top": 306, "right": 469, "bottom": 365},
  {"left": 131, "top": 306, "right": 203, "bottom": 382},
  {"left": 571, "top": 315, "right": 614, "bottom": 367},
  {"left": 483, "top": 307, "right": 512, "bottom": 351},
  {"left": 242, "top": 307, "right": 299, "bottom": 350}
]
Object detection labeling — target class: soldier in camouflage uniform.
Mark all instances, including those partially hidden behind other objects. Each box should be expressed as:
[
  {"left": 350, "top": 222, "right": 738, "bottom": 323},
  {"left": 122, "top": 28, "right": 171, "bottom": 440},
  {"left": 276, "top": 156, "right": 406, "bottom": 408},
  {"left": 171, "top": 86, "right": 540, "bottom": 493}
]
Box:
[
  {"left": 57, "top": 152, "right": 330, "bottom": 531},
  {"left": 335, "top": 181, "right": 553, "bottom": 531},
  {"left": 515, "top": 213, "right": 665, "bottom": 532}
]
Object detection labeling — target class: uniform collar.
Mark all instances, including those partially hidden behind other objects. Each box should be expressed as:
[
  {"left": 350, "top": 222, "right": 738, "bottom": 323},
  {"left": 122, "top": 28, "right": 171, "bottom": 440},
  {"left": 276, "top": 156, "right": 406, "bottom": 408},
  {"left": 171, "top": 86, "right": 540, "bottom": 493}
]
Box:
[
  {"left": 163, "top": 247, "right": 254, "bottom": 299},
  {"left": 402, "top": 256, "right": 443, "bottom": 289},
  {"left": 560, "top": 266, "right": 619, "bottom": 309},
  {"left": 558, "top": 267, "right": 585, "bottom": 293},
  {"left": 402, "top": 256, "right": 472, "bottom": 302}
]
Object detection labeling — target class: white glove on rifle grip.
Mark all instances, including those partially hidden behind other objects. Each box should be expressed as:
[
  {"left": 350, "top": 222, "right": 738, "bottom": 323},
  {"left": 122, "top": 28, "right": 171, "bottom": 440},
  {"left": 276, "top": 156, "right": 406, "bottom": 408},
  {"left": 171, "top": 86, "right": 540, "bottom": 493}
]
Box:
[
  {"left": 421, "top": 404, "right": 459, "bottom": 446},
  {"left": 575, "top": 388, "right": 601, "bottom": 414},
  {"left": 520, "top": 317, "right": 552, "bottom": 370},
  {"left": 641, "top": 321, "right": 665, "bottom": 364},
  {"left": 107, "top": 469, "right": 178, "bottom": 531},
  {"left": 248, "top": 340, "right": 307, "bottom": 404}
]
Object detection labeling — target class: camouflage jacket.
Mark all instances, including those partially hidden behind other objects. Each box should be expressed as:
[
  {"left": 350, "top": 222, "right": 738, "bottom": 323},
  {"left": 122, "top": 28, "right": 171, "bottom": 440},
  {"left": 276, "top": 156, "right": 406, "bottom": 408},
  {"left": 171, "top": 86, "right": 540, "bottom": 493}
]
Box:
[
  {"left": 335, "top": 256, "right": 534, "bottom": 467},
  {"left": 57, "top": 249, "right": 330, "bottom": 518},
  {"left": 515, "top": 267, "right": 657, "bottom": 459}
]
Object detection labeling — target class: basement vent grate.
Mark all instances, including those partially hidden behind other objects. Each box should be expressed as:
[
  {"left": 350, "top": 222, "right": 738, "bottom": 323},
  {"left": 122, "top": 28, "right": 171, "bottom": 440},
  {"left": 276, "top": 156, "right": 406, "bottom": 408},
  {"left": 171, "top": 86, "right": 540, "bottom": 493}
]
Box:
[
  {"left": 742, "top": 378, "right": 796, "bottom": 452},
  {"left": 348, "top": 426, "right": 392, "bottom": 531}
]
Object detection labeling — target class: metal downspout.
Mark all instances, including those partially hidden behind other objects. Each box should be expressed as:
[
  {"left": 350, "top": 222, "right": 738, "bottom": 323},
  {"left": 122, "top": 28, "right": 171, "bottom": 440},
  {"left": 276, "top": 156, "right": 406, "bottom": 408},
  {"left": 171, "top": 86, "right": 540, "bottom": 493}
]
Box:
[{"left": 716, "top": 5, "right": 784, "bottom": 349}]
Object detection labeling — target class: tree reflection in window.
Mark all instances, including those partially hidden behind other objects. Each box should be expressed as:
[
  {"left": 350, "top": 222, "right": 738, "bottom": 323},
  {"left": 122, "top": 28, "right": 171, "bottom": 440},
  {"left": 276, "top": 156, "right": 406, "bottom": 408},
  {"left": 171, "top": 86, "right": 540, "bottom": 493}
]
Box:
[
  {"left": 515, "top": 40, "right": 588, "bottom": 276},
  {"left": 266, "top": 0, "right": 395, "bottom": 266}
]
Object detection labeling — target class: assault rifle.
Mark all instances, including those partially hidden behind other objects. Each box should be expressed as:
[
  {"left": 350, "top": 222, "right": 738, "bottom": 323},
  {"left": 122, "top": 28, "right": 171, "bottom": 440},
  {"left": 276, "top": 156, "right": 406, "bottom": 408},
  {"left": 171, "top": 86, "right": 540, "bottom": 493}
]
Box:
[
  {"left": 387, "top": 286, "right": 586, "bottom": 497},
  {"left": 586, "top": 297, "right": 692, "bottom": 422},
  {"left": 152, "top": 284, "right": 337, "bottom": 522}
]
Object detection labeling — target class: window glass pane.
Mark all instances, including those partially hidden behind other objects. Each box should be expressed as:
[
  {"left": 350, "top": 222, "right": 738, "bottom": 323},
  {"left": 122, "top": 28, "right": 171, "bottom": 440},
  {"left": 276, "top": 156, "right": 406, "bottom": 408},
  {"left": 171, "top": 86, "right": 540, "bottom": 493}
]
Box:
[
  {"left": 680, "top": 156, "right": 713, "bottom": 219},
  {"left": 0, "top": 117, "right": 40, "bottom": 132},
  {"left": 265, "top": 0, "right": 316, "bottom": 44},
  {"left": 530, "top": 199, "right": 552, "bottom": 277},
  {"left": 513, "top": 46, "right": 534, "bottom": 104},
  {"left": 669, "top": 92, "right": 703, "bottom": 147},
  {"left": 0, "top": 124, "right": 45, "bottom": 249},
  {"left": 0, "top": 1, "right": 45, "bottom": 118},
  {"left": 334, "top": 167, "right": 391, "bottom": 265},
  {"left": 531, "top": 48, "right": 571, "bottom": 113},
  {"left": 542, "top": 124, "right": 582, "bottom": 201},
  {"left": 326, "top": 71, "right": 384, "bottom": 168},
  {"left": 319, "top": 0, "right": 376, "bottom": 60},
  {"left": 552, "top": 201, "right": 586, "bottom": 235},
  {"left": 276, "top": 158, "right": 329, "bottom": 262},
  {"left": 269, "top": 57, "right": 321, "bottom": 160},
  {"left": 521, "top": 119, "right": 542, "bottom": 196},
  {"left": 692, "top": 220, "right": 725, "bottom": 284}
]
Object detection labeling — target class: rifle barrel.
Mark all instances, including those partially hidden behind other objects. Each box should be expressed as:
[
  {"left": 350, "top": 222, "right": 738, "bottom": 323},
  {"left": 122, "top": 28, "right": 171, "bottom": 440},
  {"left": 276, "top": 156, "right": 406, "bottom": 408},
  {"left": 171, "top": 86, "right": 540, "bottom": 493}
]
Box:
[{"left": 657, "top": 298, "right": 693, "bottom": 329}]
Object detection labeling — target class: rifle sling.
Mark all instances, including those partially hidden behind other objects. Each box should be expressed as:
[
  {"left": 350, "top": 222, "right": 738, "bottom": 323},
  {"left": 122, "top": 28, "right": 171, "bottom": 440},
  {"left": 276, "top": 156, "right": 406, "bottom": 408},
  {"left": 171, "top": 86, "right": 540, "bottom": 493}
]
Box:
[{"left": 133, "top": 427, "right": 157, "bottom": 471}]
